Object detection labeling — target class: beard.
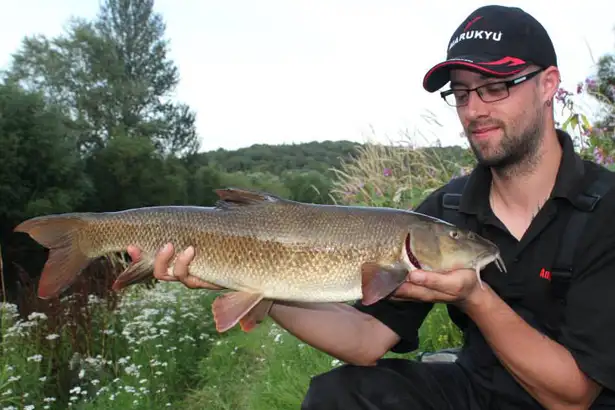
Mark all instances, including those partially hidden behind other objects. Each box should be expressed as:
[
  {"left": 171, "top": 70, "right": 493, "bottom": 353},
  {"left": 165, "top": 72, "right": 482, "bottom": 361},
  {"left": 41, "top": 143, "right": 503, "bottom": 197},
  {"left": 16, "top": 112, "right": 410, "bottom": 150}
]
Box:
[{"left": 465, "top": 107, "right": 544, "bottom": 176}]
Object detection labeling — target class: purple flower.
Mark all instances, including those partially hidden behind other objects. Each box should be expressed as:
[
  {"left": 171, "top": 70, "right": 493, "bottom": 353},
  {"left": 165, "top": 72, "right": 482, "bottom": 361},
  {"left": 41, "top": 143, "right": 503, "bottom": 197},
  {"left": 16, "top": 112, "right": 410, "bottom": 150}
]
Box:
[
  {"left": 592, "top": 146, "right": 613, "bottom": 165},
  {"left": 555, "top": 88, "right": 571, "bottom": 105},
  {"left": 383, "top": 168, "right": 392, "bottom": 177},
  {"left": 593, "top": 146, "right": 604, "bottom": 164},
  {"left": 585, "top": 77, "right": 598, "bottom": 93}
]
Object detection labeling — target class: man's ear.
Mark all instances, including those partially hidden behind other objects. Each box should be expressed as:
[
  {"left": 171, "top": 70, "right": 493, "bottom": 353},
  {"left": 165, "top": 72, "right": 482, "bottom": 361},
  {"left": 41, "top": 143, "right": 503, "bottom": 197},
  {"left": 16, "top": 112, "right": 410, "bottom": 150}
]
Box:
[{"left": 541, "top": 66, "right": 561, "bottom": 104}]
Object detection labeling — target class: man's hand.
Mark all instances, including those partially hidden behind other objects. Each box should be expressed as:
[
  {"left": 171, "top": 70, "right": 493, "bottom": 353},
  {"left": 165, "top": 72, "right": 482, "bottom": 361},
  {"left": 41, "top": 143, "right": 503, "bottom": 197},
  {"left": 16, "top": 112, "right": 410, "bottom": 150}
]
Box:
[
  {"left": 126, "top": 243, "right": 222, "bottom": 290},
  {"left": 391, "top": 268, "right": 486, "bottom": 307}
]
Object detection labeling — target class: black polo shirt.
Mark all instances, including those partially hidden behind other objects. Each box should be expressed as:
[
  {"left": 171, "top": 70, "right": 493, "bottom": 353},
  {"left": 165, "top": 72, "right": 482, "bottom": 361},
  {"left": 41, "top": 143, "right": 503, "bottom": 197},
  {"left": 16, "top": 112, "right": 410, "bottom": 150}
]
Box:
[{"left": 354, "top": 130, "right": 615, "bottom": 409}]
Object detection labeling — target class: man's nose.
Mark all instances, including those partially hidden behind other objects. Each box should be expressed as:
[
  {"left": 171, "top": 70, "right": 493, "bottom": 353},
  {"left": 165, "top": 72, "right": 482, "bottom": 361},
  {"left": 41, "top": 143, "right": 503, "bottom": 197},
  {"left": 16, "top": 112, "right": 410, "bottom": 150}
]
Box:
[{"left": 465, "top": 90, "right": 490, "bottom": 118}]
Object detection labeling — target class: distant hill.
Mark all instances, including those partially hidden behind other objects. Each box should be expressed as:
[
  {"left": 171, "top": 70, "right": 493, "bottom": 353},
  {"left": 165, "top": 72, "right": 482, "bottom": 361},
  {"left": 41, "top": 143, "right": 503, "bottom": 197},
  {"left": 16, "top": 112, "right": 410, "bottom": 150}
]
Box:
[{"left": 192, "top": 139, "right": 471, "bottom": 176}]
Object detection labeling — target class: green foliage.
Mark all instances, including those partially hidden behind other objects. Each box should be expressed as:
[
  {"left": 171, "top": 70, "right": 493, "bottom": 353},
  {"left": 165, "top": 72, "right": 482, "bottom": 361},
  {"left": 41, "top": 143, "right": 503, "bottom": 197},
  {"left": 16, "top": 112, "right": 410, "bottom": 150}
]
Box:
[
  {"left": 556, "top": 37, "right": 615, "bottom": 169},
  {"left": 197, "top": 140, "right": 361, "bottom": 175},
  {"left": 81, "top": 134, "right": 191, "bottom": 211},
  {"left": 330, "top": 126, "right": 475, "bottom": 210},
  {"left": 3, "top": 0, "right": 198, "bottom": 157},
  {"left": 0, "top": 283, "right": 219, "bottom": 409},
  {"left": 0, "top": 82, "right": 90, "bottom": 225},
  {"left": 176, "top": 304, "right": 462, "bottom": 410}
]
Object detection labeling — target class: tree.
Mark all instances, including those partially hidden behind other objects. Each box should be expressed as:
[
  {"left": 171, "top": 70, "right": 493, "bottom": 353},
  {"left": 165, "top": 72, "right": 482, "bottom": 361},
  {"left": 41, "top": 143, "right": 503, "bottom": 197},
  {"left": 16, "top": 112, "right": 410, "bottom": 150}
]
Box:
[
  {"left": 3, "top": 0, "right": 199, "bottom": 157},
  {"left": 0, "top": 81, "right": 91, "bottom": 304},
  {"left": 591, "top": 51, "right": 615, "bottom": 135},
  {"left": 0, "top": 82, "right": 89, "bottom": 229}
]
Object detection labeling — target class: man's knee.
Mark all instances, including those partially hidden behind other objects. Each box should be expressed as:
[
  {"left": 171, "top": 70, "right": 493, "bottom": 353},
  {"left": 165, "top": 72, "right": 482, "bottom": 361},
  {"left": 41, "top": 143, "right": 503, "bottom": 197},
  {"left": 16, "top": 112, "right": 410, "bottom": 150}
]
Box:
[
  {"left": 300, "top": 358, "right": 471, "bottom": 410},
  {"left": 301, "top": 363, "right": 368, "bottom": 409}
]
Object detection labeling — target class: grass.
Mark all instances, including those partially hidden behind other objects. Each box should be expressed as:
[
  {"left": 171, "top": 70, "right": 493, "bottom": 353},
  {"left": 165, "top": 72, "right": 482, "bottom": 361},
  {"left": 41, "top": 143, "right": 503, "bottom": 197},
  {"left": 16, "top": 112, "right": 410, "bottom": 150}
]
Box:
[
  {"left": 0, "top": 279, "right": 219, "bottom": 409},
  {"left": 328, "top": 115, "right": 476, "bottom": 210},
  {"left": 0, "top": 282, "right": 461, "bottom": 410},
  {"left": 175, "top": 303, "right": 461, "bottom": 410}
]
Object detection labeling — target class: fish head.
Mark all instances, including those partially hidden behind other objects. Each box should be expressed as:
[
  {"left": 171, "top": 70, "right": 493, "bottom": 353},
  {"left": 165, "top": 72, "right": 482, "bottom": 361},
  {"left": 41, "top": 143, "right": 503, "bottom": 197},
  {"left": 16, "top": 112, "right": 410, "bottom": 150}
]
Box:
[{"left": 404, "top": 217, "right": 505, "bottom": 274}]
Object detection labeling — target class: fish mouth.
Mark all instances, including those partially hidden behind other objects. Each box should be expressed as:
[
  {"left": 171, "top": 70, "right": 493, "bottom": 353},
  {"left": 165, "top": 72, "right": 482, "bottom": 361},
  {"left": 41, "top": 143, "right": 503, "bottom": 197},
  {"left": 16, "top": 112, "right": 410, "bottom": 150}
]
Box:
[{"left": 404, "top": 233, "right": 422, "bottom": 270}]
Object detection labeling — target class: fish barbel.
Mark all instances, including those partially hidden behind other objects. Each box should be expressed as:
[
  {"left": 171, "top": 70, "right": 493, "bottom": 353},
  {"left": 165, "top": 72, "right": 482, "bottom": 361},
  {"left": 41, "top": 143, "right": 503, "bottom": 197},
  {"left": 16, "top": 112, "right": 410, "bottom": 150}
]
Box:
[{"left": 14, "top": 187, "right": 506, "bottom": 333}]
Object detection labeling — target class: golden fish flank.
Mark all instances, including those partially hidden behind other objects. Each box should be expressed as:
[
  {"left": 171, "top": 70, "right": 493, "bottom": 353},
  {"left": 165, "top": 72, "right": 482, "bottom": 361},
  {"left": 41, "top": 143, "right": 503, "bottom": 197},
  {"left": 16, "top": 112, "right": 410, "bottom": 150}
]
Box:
[{"left": 14, "top": 187, "right": 506, "bottom": 333}]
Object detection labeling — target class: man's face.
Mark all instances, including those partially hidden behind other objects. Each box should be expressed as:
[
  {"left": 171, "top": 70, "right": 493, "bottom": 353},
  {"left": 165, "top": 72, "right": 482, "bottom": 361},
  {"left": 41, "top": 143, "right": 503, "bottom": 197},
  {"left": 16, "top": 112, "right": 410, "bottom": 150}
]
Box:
[{"left": 449, "top": 67, "right": 545, "bottom": 170}]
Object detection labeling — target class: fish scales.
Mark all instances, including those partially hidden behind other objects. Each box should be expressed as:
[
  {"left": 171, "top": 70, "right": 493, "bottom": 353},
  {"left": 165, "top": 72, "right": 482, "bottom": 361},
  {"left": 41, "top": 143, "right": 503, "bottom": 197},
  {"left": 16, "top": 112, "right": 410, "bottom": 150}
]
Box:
[{"left": 77, "top": 203, "right": 411, "bottom": 302}]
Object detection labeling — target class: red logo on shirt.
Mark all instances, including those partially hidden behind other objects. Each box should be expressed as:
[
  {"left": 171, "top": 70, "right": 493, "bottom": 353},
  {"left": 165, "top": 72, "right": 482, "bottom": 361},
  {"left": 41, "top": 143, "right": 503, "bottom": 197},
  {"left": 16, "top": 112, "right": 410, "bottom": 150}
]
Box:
[{"left": 539, "top": 268, "right": 551, "bottom": 281}]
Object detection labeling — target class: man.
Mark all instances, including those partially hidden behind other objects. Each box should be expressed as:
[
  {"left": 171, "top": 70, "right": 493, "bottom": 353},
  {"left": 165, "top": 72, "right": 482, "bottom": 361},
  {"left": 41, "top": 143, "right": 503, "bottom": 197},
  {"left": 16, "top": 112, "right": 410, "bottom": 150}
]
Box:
[{"left": 127, "top": 5, "right": 615, "bottom": 409}]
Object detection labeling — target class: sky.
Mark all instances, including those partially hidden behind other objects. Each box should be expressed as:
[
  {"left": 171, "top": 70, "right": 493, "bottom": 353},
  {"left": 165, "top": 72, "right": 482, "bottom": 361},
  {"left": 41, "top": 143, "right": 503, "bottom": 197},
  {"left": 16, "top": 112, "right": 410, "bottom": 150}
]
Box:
[{"left": 0, "top": 0, "right": 613, "bottom": 152}]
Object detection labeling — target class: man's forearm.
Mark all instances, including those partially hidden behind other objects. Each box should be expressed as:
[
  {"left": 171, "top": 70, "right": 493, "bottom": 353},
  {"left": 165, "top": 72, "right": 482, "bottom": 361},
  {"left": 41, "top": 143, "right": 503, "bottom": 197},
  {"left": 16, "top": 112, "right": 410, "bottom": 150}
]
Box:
[
  {"left": 460, "top": 286, "right": 601, "bottom": 409},
  {"left": 269, "top": 301, "right": 399, "bottom": 366}
]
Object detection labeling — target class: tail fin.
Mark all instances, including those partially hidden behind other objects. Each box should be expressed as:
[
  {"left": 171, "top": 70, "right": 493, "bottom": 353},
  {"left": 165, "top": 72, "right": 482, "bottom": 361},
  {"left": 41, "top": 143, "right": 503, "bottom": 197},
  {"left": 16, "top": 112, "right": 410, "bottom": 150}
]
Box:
[{"left": 14, "top": 215, "right": 91, "bottom": 299}]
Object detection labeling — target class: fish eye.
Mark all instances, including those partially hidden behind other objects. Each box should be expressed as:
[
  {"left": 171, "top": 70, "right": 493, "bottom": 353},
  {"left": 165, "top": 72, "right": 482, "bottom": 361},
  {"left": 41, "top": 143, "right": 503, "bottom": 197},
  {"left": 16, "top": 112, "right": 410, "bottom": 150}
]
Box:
[{"left": 449, "top": 230, "right": 459, "bottom": 239}]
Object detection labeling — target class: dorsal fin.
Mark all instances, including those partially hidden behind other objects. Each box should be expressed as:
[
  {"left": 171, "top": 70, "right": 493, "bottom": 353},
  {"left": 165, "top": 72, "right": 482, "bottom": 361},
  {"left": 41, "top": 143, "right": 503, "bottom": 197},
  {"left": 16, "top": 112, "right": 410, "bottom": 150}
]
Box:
[{"left": 214, "top": 187, "right": 284, "bottom": 210}]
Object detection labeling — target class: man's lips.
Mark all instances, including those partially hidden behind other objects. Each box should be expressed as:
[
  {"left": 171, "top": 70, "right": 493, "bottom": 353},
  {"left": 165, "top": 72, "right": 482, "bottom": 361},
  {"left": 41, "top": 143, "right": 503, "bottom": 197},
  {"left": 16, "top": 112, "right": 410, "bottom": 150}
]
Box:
[{"left": 471, "top": 126, "right": 499, "bottom": 137}]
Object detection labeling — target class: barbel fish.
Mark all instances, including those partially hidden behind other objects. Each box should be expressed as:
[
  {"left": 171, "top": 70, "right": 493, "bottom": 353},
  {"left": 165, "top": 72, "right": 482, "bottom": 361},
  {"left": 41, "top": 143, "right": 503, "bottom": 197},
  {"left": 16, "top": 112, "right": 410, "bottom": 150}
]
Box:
[{"left": 14, "top": 188, "right": 506, "bottom": 332}]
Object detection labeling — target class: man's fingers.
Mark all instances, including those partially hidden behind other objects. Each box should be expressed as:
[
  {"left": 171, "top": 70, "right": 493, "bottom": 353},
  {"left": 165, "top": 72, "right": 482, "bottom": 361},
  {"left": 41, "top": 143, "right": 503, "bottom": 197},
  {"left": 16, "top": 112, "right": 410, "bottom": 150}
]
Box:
[
  {"left": 407, "top": 269, "right": 468, "bottom": 296},
  {"left": 153, "top": 243, "right": 175, "bottom": 279},
  {"left": 182, "top": 275, "right": 224, "bottom": 290},
  {"left": 391, "top": 281, "right": 456, "bottom": 303},
  {"left": 127, "top": 245, "right": 142, "bottom": 263},
  {"left": 173, "top": 245, "right": 194, "bottom": 279},
  {"left": 149, "top": 243, "right": 223, "bottom": 290}
]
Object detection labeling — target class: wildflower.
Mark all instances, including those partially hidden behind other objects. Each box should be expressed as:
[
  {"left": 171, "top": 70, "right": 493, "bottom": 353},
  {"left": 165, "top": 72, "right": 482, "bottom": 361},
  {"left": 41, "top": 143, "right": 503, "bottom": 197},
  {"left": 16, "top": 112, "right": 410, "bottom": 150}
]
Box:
[
  {"left": 27, "top": 312, "right": 47, "bottom": 321},
  {"left": 555, "top": 88, "right": 571, "bottom": 105},
  {"left": 585, "top": 77, "right": 598, "bottom": 92},
  {"left": 383, "top": 168, "right": 392, "bottom": 177},
  {"left": 27, "top": 354, "right": 43, "bottom": 362}
]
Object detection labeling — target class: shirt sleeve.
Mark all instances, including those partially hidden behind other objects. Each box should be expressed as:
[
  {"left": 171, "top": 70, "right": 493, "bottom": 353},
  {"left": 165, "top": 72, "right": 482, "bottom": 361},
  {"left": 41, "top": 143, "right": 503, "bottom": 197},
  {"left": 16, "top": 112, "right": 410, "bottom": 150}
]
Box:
[
  {"left": 557, "top": 198, "right": 615, "bottom": 392},
  {"left": 352, "top": 189, "right": 445, "bottom": 353}
]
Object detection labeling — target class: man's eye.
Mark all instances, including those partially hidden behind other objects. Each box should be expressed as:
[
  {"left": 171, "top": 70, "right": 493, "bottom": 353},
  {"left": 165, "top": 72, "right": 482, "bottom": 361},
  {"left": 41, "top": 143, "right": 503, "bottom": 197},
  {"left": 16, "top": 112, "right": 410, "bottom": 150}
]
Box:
[{"left": 484, "top": 84, "right": 507, "bottom": 94}]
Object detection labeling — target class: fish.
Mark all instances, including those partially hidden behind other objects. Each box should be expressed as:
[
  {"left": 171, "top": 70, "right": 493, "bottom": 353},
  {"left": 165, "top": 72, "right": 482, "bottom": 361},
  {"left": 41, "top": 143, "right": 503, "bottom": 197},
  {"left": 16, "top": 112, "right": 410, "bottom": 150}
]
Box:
[{"left": 13, "top": 187, "right": 506, "bottom": 333}]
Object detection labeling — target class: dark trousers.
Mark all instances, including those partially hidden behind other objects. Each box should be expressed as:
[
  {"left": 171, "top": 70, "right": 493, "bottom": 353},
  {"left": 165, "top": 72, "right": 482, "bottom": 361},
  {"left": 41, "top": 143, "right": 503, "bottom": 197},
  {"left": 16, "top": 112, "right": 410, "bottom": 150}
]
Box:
[{"left": 301, "top": 358, "right": 489, "bottom": 410}]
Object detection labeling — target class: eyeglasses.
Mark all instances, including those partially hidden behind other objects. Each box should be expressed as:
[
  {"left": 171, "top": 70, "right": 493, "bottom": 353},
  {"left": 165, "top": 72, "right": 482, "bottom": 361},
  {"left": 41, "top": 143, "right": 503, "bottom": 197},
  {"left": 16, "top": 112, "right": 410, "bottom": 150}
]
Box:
[{"left": 440, "top": 69, "right": 544, "bottom": 107}]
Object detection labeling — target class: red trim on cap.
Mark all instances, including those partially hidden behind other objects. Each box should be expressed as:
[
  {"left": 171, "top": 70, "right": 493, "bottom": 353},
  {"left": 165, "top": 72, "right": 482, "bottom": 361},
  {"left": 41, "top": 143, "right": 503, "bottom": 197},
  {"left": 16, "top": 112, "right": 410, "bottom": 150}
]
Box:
[
  {"left": 464, "top": 16, "right": 483, "bottom": 31},
  {"left": 422, "top": 59, "right": 527, "bottom": 90},
  {"left": 480, "top": 56, "right": 526, "bottom": 66}
]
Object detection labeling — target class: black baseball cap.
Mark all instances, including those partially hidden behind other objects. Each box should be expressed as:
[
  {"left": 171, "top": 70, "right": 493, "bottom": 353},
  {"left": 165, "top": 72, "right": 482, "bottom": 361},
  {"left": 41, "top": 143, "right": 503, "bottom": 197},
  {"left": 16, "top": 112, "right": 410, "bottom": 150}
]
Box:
[{"left": 422, "top": 5, "right": 557, "bottom": 92}]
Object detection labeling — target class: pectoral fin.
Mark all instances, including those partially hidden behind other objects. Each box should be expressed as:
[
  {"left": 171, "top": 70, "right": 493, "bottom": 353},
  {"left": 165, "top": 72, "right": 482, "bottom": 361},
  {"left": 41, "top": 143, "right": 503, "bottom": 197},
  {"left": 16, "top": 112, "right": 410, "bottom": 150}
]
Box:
[
  {"left": 212, "top": 291, "right": 268, "bottom": 332},
  {"left": 239, "top": 299, "right": 274, "bottom": 332},
  {"left": 360, "top": 262, "right": 409, "bottom": 306},
  {"left": 111, "top": 258, "right": 155, "bottom": 291}
]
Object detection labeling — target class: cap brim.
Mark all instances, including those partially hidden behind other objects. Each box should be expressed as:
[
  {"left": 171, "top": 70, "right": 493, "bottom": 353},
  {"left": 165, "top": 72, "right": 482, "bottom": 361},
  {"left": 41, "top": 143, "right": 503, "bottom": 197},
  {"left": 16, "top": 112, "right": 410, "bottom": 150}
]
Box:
[{"left": 422, "top": 55, "right": 530, "bottom": 92}]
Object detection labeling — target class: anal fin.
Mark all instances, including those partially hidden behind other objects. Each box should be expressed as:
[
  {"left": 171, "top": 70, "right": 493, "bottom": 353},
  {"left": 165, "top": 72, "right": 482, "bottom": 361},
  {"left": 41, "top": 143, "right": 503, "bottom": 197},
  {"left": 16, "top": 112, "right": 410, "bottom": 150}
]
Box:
[
  {"left": 360, "top": 262, "right": 409, "bottom": 306},
  {"left": 212, "top": 291, "right": 266, "bottom": 332}
]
